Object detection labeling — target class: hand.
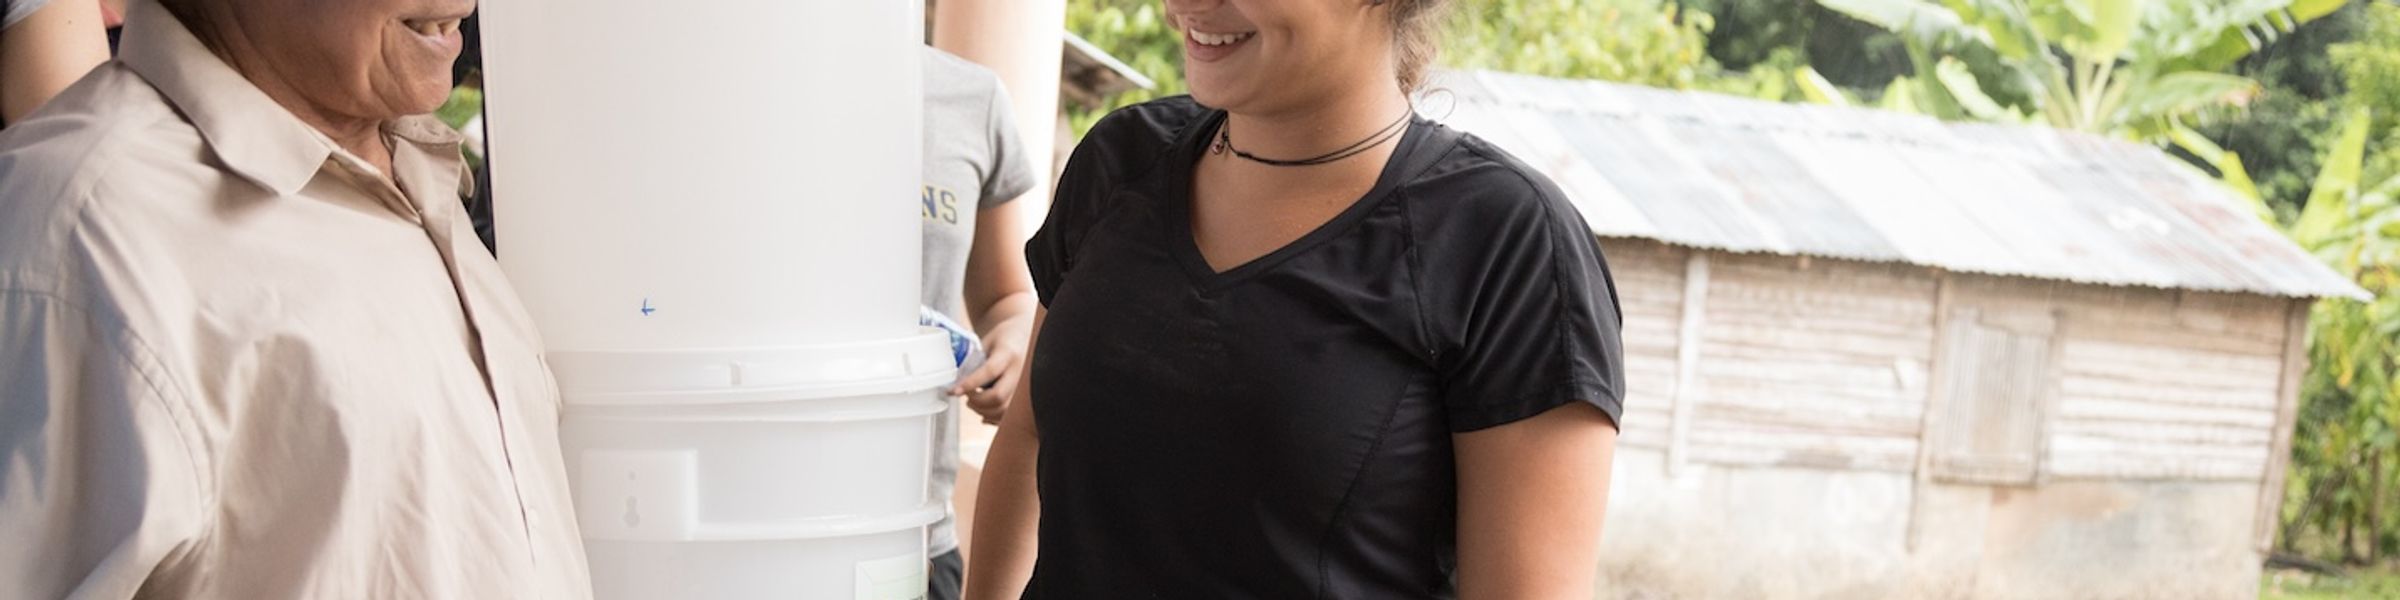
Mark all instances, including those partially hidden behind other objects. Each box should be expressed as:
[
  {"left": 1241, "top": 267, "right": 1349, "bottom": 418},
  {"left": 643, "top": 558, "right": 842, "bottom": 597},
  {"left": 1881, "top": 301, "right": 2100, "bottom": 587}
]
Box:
[{"left": 950, "top": 337, "right": 1025, "bottom": 425}]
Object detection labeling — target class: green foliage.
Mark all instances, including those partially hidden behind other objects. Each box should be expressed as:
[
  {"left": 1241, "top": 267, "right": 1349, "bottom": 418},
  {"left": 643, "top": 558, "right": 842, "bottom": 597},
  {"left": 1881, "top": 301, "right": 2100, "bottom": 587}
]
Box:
[
  {"left": 2331, "top": 2, "right": 2400, "bottom": 149},
  {"left": 1680, "top": 0, "right": 1808, "bottom": 69},
  {"left": 1063, "top": 0, "right": 1186, "bottom": 136},
  {"left": 1062, "top": 0, "right": 1805, "bottom": 138},
  {"left": 2200, "top": 91, "right": 2348, "bottom": 219},
  {"left": 1807, "top": 0, "right": 2345, "bottom": 139},
  {"left": 2193, "top": 1, "right": 2372, "bottom": 219},
  {"left": 1443, "top": 0, "right": 1717, "bottom": 90},
  {"left": 2261, "top": 568, "right": 2400, "bottom": 599},
  {"left": 2280, "top": 3, "right": 2400, "bottom": 568},
  {"left": 436, "top": 86, "right": 482, "bottom": 132}
]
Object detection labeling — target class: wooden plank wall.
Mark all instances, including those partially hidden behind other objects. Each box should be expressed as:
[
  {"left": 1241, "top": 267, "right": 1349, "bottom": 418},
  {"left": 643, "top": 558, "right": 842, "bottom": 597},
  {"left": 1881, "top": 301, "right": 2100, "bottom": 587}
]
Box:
[
  {"left": 1597, "top": 239, "right": 1686, "bottom": 450},
  {"left": 1683, "top": 252, "right": 1937, "bottom": 472},
  {"left": 1949, "top": 275, "right": 2290, "bottom": 481},
  {"left": 1594, "top": 242, "right": 2294, "bottom": 482}
]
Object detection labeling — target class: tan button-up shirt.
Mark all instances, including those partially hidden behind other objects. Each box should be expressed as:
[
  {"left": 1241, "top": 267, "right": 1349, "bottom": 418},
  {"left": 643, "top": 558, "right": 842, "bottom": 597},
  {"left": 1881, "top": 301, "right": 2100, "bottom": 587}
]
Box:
[{"left": 0, "top": 3, "right": 591, "bottom": 598}]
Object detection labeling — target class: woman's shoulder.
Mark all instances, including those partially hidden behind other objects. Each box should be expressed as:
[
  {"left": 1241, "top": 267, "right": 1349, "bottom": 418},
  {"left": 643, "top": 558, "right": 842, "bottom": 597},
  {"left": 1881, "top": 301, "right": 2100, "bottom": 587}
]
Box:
[
  {"left": 1068, "top": 96, "right": 1213, "bottom": 178},
  {"left": 1049, "top": 96, "right": 1211, "bottom": 212},
  {"left": 1029, "top": 97, "right": 1213, "bottom": 298},
  {"left": 1401, "top": 124, "right": 1586, "bottom": 238},
  {"left": 1087, "top": 95, "right": 1213, "bottom": 147}
]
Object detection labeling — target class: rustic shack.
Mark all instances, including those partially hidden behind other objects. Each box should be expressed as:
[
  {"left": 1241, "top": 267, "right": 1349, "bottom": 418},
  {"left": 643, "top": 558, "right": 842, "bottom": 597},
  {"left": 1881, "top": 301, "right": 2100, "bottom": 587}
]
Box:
[{"left": 1432, "top": 70, "right": 2370, "bottom": 600}]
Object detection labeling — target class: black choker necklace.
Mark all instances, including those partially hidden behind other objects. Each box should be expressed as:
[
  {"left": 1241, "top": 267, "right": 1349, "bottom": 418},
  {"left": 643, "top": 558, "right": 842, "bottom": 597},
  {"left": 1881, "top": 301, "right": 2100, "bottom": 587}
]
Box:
[{"left": 1210, "top": 109, "right": 1413, "bottom": 167}]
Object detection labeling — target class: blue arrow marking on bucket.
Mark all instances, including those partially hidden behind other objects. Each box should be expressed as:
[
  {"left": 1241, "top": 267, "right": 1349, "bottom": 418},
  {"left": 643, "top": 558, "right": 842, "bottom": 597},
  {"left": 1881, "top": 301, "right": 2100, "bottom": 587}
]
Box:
[{"left": 641, "top": 298, "right": 655, "bottom": 316}]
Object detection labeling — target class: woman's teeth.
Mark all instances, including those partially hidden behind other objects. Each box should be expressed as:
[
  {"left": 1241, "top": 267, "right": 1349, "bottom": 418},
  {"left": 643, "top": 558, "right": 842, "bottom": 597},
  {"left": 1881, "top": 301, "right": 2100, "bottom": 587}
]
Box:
[
  {"left": 1191, "top": 31, "right": 1255, "bottom": 46},
  {"left": 407, "top": 18, "right": 461, "bottom": 37}
]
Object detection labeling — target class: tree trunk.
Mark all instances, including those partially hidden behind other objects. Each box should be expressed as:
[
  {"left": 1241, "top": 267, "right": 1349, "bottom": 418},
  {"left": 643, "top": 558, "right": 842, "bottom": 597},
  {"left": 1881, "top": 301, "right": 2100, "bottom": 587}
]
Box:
[
  {"left": 2345, "top": 502, "right": 2361, "bottom": 564},
  {"left": 2372, "top": 452, "right": 2388, "bottom": 563}
]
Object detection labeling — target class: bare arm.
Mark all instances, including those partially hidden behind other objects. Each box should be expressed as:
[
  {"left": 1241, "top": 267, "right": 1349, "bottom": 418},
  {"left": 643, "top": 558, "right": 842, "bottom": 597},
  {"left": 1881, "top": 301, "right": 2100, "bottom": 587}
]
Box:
[
  {"left": 1, "top": 0, "right": 111, "bottom": 124},
  {"left": 1453, "top": 403, "right": 1619, "bottom": 599},
  {"left": 962, "top": 309, "right": 1044, "bottom": 600},
  {"left": 951, "top": 195, "right": 1038, "bottom": 423}
]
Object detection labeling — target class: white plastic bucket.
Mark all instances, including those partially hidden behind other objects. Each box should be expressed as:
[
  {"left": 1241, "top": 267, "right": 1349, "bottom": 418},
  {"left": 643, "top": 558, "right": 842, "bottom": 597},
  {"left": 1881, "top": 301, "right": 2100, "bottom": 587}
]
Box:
[
  {"left": 479, "top": 0, "right": 937, "bottom": 597},
  {"left": 559, "top": 373, "right": 950, "bottom": 599},
  {"left": 540, "top": 336, "right": 954, "bottom": 599}
]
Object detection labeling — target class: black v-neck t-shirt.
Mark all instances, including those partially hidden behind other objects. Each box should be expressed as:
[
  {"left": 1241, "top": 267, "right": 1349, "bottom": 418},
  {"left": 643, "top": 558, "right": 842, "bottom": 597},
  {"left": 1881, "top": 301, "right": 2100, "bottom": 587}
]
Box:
[{"left": 1022, "top": 97, "right": 1626, "bottom": 599}]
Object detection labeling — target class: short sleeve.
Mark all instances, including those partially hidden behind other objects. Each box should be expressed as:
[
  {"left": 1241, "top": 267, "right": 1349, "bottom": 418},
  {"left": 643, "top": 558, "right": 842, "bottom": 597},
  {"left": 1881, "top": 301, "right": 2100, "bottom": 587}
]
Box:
[
  {"left": 1025, "top": 98, "right": 1206, "bottom": 307},
  {"left": 1421, "top": 161, "right": 1626, "bottom": 433},
  {"left": 978, "top": 79, "right": 1037, "bottom": 211},
  {"left": 1023, "top": 132, "right": 1101, "bottom": 307},
  {"left": 0, "top": 283, "right": 206, "bottom": 598},
  {"left": 2, "top": 0, "right": 46, "bottom": 31}
]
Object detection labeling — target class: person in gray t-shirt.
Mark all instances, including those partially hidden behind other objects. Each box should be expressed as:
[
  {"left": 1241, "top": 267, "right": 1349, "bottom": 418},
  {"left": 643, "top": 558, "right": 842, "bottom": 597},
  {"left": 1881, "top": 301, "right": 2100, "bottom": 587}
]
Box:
[
  {"left": 2, "top": 0, "right": 112, "bottom": 126},
  {"left": 919, "top": 45, "right": 1038, "bottom": 600}
]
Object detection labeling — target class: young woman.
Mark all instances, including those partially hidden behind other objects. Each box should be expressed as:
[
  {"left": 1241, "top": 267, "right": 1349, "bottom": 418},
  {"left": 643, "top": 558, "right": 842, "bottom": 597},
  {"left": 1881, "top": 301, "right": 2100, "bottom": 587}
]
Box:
[{"left": 967, "top": 0, "right": 1625, "bottom": 598}]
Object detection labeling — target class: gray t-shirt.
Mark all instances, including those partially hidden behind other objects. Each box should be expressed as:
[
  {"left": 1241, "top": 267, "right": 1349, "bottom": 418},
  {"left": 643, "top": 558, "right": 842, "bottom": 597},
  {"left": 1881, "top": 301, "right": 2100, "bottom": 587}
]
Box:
[
  {"left": 920, "top": 46, "right": 1035, "bottom": 555},
  {"left": 3, "top": 0, "right": 52, "bottom": 30}
]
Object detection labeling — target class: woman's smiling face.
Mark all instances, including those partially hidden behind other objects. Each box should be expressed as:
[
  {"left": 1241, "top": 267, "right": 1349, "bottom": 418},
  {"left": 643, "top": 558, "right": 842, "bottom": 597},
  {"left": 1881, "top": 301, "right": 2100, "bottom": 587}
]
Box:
[{"left": 1163, "top": 0, "right": 1400, "bottom": 114}]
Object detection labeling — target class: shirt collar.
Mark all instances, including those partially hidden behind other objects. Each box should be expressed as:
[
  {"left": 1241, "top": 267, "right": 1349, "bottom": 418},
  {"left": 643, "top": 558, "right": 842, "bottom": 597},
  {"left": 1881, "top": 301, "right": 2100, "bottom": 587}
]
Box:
[{"left": 117, "top": 0, "right": 463, "bottom": 196}]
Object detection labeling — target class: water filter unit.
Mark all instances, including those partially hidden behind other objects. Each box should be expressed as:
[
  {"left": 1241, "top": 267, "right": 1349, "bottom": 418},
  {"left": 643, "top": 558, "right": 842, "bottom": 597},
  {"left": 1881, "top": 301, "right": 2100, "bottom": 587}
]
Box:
[{"left": 479, "top": 1, "right": 947, "bottom": 597}]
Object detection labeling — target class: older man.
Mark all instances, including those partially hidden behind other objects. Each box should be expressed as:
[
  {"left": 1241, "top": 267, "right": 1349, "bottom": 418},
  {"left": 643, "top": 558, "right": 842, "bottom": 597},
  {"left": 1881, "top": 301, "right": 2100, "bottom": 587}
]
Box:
[{"left": 0, "top": 0, "right": 589, "bottom": 597}]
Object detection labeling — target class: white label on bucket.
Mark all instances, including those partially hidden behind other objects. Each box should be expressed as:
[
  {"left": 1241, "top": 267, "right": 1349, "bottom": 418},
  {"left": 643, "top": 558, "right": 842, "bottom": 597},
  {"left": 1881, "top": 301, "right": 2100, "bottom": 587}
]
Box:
[{"left": 855, "top": 552, "right": 926, "bottom": 600}]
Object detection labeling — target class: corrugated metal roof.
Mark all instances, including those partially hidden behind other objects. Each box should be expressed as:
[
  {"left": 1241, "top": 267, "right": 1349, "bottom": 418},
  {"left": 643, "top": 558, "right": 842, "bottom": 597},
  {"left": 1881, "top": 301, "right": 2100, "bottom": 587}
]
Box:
[
  {"left": 1428, "top": 69, "right": 2370, "bottom": 301},
  {"left": 1061, "top": 33, "right": 1155, "bottom": 110}
]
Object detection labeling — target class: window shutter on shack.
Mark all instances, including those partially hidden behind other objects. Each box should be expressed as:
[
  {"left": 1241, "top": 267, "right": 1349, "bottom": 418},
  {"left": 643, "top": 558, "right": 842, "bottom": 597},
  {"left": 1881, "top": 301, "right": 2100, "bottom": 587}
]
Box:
[{"left": 1930, "top": 307, "right": 2060, "bottom": 485}]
